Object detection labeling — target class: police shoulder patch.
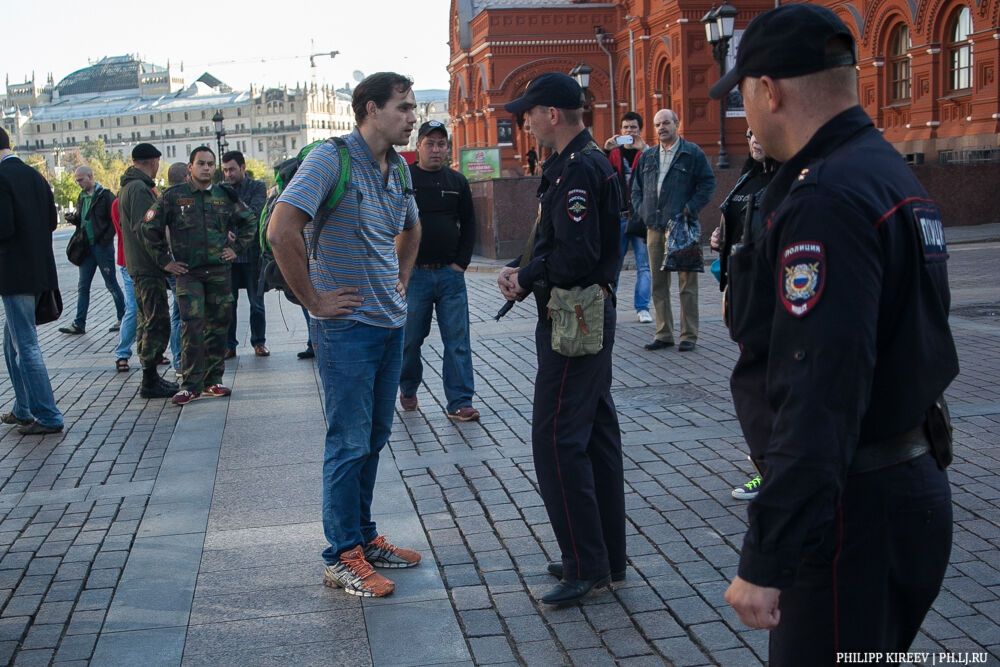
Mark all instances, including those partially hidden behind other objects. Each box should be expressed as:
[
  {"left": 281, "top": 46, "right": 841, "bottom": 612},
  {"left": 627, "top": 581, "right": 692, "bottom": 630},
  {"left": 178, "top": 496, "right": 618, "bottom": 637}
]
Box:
[
  {"left": 566, "top": 188, "right": 588, "bottom": 222},
  {"left": 779, "top": 240, "right": 825, "bottom": 318}
]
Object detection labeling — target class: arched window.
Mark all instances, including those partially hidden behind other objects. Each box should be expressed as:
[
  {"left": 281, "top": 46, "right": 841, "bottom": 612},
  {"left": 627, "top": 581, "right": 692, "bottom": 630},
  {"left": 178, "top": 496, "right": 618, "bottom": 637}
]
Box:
[
  {"left": 947, "top": 7, "right": 973, "bottom": 91},
  {"left": 888, "top": 24, "right": 911, "bottom": 101}
]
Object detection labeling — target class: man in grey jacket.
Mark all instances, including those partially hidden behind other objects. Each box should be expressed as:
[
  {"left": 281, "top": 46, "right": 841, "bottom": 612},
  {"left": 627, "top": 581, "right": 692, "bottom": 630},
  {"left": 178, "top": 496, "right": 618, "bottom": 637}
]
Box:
[{"left": 632, "top": 109, "right": 715, "bottom": 351}]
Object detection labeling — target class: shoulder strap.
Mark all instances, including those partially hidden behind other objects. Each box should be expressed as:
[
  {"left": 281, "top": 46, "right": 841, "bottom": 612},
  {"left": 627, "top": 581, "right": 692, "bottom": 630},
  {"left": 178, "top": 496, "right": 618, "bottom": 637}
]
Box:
[{"left": 309, "top": 136, "right": 352, "bottom": 259}]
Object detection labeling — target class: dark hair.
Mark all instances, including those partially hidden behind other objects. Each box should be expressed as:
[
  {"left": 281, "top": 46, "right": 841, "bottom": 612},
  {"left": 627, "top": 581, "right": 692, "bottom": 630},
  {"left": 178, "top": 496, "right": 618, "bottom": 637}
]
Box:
[
  {"left": 189, "top": 146, "right": 215, "bottom": 164},
  {"left": 621, "top": 111, "right": 643, "bottom": 130},
  {"left": 0, "top": 127, "right": 10, "bottom": 151},
  {"left": 352, "top": 72, "right": 413, "bottom": 125},
  {"left": 221, "top": 150, "right": 245, "bottom": 167}
]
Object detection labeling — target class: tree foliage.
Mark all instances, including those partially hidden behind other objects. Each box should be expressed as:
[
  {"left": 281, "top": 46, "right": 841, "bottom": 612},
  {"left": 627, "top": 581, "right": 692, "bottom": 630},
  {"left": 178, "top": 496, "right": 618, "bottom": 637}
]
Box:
[{"left": 244, "top": 157, "right": 275, "bottom": 189}]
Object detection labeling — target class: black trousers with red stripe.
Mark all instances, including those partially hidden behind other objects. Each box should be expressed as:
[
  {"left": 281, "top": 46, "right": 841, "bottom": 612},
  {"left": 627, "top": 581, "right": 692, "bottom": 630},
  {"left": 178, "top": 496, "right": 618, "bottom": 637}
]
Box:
[
  {"left": 531, "top": 300, "right": 626, "bottom": 582},
  {"left": 769, "top": 452, "right": 952, "bottom": 665}
]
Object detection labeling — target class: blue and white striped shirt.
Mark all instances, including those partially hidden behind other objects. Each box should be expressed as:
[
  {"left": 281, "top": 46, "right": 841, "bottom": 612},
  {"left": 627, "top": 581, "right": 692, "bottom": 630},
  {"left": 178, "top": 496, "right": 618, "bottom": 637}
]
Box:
[{"left": 277, "top": 129, "right": 418, "bottom": 328}]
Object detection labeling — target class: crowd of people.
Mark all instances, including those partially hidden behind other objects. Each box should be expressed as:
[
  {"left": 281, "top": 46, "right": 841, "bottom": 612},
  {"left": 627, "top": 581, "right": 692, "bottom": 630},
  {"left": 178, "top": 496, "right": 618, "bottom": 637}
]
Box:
[{"left": 0, "top": 5, "right": 959, "bottom": 662}]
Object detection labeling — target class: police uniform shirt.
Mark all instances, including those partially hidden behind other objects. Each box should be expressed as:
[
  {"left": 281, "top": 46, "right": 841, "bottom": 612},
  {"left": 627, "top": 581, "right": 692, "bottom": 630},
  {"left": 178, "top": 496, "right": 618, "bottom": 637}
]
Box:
[
  {"left": 516, "top": 129, "right": 620, "bottom": 304},
  {"left": 727, "top": 106, "right": 959, "bottom": 587}
]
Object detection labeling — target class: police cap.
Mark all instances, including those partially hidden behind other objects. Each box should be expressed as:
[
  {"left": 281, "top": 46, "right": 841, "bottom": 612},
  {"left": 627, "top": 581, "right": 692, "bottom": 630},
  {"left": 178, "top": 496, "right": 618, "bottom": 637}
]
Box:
[
  {"left": 504, "top": 73, "right": 584, "bottom": 114},
  {"left": 709, "top": 4, "right": 856, "bottom": 100}
]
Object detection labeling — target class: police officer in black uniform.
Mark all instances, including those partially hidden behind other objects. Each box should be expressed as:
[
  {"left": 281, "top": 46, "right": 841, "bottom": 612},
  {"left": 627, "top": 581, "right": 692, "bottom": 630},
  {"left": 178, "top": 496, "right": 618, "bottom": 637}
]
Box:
[
  {"left": 498, "top": 73, "right": 626, "bottom": 606},
  {"left": 709, "top": 6, "right": 958, "bottom": 662}
]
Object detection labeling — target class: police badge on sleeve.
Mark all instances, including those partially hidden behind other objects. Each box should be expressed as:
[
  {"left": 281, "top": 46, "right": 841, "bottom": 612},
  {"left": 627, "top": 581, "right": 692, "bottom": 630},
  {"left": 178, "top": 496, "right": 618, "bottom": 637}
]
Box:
[
  {"left": 566, "top": 189, "right": 589, "bottom": 222},
  {"left": 779, "top": 241, "right": 825, "bottom": 318}
]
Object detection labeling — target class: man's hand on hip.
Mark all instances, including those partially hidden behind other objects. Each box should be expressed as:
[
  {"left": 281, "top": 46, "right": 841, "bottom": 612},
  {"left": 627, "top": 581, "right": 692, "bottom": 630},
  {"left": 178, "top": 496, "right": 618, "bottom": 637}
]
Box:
[
  {"left": 309, "top": 287, "right": 363, "bottom": 318},
  {"left": 725, "top": 576, "right": 781, "bottom": 630}
]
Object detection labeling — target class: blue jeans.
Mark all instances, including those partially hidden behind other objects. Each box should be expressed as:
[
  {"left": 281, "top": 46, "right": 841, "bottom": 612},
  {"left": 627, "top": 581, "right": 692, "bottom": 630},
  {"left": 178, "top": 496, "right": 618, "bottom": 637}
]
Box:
[
  {"left": 74, "top": 242, "right": 125, "bottom": 329},
  {"left": 615, "top": 215, "right": 651, "bottom": 312},
  {"left": 2, "top": 294, "right": 63, "bottom": 428},
  {"left": 168, "top": 277, "right": 181, "bottom": 370},
  {"left": 400, "top": 267, "right": 475, "bottom": 413},
  {"left": 227, "top": 261, "right": 266, "bottom": 349},
  {"left": 114, "top": 267, "right": 138, "bottom": 360},
  {"left": 312, "top": 318, "right": 402, "bottom": 562}
]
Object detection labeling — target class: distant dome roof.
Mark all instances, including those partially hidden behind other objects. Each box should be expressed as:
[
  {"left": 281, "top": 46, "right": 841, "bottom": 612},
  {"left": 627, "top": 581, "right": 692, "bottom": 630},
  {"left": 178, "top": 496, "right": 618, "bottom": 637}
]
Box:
[{"left": 55, "top": 55, "right": 166, "bottom": 96}]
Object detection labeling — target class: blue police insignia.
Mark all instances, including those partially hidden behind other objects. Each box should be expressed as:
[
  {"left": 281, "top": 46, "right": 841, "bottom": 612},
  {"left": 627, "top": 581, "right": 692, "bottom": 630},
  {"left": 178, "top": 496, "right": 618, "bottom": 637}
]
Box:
[
  {"left": 566, "top": 189, "right": 588, "bottom": 222},
  {"left": 779, "top": 241, "right": 825, "bottom": 318}
]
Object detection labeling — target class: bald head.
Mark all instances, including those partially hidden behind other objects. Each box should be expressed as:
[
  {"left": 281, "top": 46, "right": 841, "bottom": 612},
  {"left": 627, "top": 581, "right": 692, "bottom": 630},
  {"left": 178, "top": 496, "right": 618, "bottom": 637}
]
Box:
[
  {"left": 167, "top": 162, "right": 188, "bottom": 186},
  {"left": 653, "top": 109, "right": 680, "bottom": 148},
  {"left": 73, "top": 165, "right": 95, "bottom": 193}
]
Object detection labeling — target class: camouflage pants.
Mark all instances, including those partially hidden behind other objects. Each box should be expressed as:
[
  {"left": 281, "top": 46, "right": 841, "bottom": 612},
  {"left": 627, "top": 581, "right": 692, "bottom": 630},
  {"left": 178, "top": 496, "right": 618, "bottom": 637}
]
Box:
[
  {"left": 176, "top": 267, "right": 233, "bottom": 392},
  {"left": 133, "top": 275, "right": 171, "bottom": 371}
]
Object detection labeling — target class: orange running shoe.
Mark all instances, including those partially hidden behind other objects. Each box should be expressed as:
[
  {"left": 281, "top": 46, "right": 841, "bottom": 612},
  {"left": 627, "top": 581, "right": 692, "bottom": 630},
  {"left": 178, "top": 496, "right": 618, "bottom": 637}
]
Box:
[
  {"left": 364, "top": 535, "right": 422, "bottom": 569},
  {"left": 323, "top": 545, "right": 395, "bottom": 597}
]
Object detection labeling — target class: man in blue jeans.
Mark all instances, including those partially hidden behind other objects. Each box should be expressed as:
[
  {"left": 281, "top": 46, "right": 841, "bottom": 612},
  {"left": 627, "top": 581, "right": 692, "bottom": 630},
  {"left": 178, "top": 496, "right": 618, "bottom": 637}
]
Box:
[
  {"left": 0, "top": 128, "right": 65, "bottom": 435},
  {"left": 399, "top": 121, "right": 479, "bottom": 421},
  {"left": 59, "top": 166, "right": 126, "bottom": 335},
  {"left": 268, "top": 72, "right": 423, "bottom": 599},
  {"left": 602, "top": 112, "right": 652, "bottom": 323}
]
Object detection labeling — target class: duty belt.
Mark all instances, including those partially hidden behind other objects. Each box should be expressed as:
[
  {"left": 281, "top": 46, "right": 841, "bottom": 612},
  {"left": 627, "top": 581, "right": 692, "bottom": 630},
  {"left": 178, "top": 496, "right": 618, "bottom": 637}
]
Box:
[{"left": 849, "top": 423, "right": 930, "bottom": 475}]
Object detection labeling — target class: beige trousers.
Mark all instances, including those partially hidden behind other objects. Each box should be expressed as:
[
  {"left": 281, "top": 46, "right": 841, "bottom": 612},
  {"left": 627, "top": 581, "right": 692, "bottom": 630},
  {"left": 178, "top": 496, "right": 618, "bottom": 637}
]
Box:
[{"left": 646, "top": 228, "right": 699, "bottom": 343}]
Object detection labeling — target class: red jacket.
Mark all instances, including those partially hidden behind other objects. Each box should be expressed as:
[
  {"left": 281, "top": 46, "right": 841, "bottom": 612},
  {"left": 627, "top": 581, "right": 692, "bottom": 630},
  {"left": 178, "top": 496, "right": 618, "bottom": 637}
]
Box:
[{"left": 111, "top": 198, "right": 125, "bottom": 267}]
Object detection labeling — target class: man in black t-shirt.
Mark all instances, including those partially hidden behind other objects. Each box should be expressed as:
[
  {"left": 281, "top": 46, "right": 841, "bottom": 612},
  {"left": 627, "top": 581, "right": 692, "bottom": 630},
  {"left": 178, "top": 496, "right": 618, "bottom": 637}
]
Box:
[{"left": 399, "top": 121, "right": 479, "bottom": 421}]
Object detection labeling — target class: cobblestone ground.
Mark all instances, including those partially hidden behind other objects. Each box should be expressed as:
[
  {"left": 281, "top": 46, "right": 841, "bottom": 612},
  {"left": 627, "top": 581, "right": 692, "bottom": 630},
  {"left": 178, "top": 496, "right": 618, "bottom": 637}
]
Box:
[
  {"left": 0, "top": 254, "right": 178, "bottom": 666},
  {"left": 393, "top": 241, "right": 1000, "bottom": 666}
]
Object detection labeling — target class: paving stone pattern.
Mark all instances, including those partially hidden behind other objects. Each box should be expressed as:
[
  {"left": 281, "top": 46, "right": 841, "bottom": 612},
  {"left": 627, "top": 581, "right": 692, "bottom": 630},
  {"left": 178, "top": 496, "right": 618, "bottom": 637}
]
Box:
[
  {"left": 395, "top": 243, "right": 1000, "bottom": 666},
  {"left": 0, "top": 267, "right": 177, "bottom": 666}
]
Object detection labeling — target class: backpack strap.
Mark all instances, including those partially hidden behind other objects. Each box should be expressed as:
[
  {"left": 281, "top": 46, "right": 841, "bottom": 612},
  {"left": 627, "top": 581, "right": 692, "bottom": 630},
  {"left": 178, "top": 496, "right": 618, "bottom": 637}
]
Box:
[{"left": 309, "top": 136, "right": 351, "bottom": 259}]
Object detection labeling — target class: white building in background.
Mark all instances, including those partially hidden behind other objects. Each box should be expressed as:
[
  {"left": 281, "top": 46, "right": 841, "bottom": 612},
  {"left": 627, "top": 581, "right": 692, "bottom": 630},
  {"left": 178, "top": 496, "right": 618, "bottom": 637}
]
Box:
[
  {"left": 3, "top": 56, "right": 452, "bottom": 170},
  {"left": 2, "top": 55, "right": 356, "bottom": 169}
]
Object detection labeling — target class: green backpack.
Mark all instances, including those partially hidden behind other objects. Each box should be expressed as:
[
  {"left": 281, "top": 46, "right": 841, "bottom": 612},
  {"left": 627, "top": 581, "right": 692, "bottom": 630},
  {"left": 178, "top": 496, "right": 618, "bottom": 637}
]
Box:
[{"left": 258, "top": 136, "right": 408, "bottom": 304}]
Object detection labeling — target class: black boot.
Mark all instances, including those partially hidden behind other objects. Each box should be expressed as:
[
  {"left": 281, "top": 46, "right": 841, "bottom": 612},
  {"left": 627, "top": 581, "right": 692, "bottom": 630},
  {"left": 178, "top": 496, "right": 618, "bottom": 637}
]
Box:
[
  {"left": 547, "top": 562, "right": 626, "bottom": 583},
  {"left": 156, "top": 375, "right": 179, "bottom": 393},
  {"left": 539, "top": 575, "right": 611, "bottom": 607},
  {"left": 140, "top": 368, "right": 175, "bottom": 399}
]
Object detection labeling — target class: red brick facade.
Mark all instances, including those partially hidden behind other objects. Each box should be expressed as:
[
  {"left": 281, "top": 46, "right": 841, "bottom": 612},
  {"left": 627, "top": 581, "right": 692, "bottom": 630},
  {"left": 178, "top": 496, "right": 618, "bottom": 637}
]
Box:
[{"left": 448, "top": 0, "right": 999, "bottom": 172}]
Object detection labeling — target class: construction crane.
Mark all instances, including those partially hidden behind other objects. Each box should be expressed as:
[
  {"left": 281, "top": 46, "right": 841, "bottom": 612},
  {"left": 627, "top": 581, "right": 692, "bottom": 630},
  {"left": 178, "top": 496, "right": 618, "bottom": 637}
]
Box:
[{"left": 193, "top": 50, "right": 339, "bottom": 69}]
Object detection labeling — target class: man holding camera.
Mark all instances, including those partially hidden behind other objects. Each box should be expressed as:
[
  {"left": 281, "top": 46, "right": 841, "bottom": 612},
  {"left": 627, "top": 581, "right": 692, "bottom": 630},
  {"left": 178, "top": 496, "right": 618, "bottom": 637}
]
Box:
[{"left": 603, "top": 112, "right": 651, "bottom": 324}]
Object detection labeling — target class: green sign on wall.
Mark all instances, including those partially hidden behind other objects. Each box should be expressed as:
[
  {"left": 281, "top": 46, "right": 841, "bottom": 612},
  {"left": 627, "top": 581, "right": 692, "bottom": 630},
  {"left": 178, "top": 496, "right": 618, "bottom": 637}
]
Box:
[{"left": 460, "top": 147, "right": 502, "bottom": 181}]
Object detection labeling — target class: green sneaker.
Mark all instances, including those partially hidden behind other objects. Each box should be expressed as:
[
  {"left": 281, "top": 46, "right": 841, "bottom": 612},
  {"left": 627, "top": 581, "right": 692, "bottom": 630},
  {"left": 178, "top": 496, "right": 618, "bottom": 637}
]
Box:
[{"left": 731, "top": 475, "right": 762, "bottom": 500}]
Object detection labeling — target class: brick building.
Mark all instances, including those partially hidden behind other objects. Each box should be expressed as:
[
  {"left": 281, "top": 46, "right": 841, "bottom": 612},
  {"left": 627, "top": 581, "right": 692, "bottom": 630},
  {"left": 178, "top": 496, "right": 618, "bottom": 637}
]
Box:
[{"left": 448, "top": 0, "right": 999, "bottom": 173}]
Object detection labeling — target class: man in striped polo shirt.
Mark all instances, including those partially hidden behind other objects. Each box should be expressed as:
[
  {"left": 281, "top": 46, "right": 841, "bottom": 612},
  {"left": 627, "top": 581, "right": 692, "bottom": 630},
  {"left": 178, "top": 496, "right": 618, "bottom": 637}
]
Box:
[{"left": 268, "top": 72, "right": 423, "bottom": 599}]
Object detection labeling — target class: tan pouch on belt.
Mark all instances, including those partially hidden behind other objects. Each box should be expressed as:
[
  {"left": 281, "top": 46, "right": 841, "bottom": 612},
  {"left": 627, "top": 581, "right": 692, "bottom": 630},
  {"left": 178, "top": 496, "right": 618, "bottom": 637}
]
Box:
[{"left": 547, "top": 285, "right": 605, "bottom": 357}]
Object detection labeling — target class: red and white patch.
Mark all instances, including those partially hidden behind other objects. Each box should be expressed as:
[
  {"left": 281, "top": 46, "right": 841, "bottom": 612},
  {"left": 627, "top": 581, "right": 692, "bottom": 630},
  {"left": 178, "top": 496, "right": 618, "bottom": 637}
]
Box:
[
  {"left": 144, "top": 208, "right": 156, "bottom": 222},
  {"left": 566, "top": 189, "right": 588, "bottom": 222},
  {"left": 779, "top": 241, "right": 825, "bottom": 318}
]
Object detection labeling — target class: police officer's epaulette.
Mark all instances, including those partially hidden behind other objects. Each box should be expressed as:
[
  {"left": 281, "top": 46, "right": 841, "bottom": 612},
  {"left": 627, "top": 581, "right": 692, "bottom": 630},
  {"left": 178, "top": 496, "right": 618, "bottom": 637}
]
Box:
[
  {"left": 216, "top": 182, "right": 241, "bottom": 202},
  {"left": 569, "top": 141, "right": 602, "bottom": 161},
  {"left": 788, "top": 159, "right": 825, "bottom": 195}
]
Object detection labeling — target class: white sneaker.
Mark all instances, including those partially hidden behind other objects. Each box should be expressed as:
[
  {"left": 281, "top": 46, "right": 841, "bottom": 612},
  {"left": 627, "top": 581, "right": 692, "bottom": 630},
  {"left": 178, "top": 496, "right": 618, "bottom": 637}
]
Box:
[{"left": 637, "top": 310, "right": 653, "bottom": 323}]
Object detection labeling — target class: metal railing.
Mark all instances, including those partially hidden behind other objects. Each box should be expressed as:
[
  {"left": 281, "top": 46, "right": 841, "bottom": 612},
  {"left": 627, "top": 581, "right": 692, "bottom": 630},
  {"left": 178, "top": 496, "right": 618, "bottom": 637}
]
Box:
[{"left": 938, "top": 147, "right": 1000, "bottom": 165}]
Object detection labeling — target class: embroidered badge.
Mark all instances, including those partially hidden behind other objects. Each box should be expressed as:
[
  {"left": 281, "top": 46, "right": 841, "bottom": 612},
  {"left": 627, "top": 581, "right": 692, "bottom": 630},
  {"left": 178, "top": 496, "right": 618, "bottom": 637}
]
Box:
[
  {"left": 144, "top": 208, "right": 156, "bottom": 222},
  {"left": 779, "top": 241, "right": 825, "bottom": 318},
  {"left": 912, "top": 203, "right": 948, "bottom": 263},
  {"left": 566, "top": 189, "right": 588, "bottom": 222}
]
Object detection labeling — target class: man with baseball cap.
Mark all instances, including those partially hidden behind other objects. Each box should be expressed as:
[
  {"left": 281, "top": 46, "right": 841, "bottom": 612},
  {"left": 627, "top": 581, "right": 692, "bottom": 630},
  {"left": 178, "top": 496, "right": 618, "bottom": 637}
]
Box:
[
  {"left": 497, "top": 72, "right": 626, "bottom": 607},
  {"left": 398, "top": 120, "right": 479, "bottom": 421},
  {"left": 714, "top": 5, "right": 957, "bottom": 661}
]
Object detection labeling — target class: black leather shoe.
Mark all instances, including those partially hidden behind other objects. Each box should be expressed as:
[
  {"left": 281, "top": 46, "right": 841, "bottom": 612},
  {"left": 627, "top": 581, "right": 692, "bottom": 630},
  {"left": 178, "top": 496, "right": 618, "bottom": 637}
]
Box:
[
  {"left": 539, "top": 575, "right": 611, "bottom": 607},
  {"left": 58, "top": 324, "right": 85, "bottom": 335},
  {"left": 678, "top": 341, "right": 697, "bottom": 352},
  {"left": 644, "top": 339, "right": 674, "bottom": 351},
  {"left": 547, "top": 562, "right": 626, "bottom": 582}
]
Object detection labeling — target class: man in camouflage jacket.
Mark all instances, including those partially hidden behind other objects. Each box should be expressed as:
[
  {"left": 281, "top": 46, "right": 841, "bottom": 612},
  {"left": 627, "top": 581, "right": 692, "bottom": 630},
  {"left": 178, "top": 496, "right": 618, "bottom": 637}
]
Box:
[{"left": 142, "top": 146, "right": 255, "bottom": 405}]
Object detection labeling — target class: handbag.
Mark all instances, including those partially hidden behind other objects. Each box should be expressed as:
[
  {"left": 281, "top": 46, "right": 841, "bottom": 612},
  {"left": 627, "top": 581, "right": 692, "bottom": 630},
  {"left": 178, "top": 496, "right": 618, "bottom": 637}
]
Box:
[
  {"left": 662, "top": 213, "right": 705, "bottom": 273},
  {"left": 624, "top": 213, "right": 647, "bottom": 238},
  {"left": 35, "top": 290, "right": 63, "bottom": 325},
  {"left": 66, "top": 228, "right": 90, "bottom": 266},
  {"left": 547, "top": 284, "right": 605, "bottom": 357}
]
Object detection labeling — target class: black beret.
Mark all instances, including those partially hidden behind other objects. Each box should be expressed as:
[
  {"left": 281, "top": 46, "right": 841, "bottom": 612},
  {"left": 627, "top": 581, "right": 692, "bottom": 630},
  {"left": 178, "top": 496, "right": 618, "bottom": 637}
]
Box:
[{"left": 131, "top": 143, "right": 162, "bottom": 160}]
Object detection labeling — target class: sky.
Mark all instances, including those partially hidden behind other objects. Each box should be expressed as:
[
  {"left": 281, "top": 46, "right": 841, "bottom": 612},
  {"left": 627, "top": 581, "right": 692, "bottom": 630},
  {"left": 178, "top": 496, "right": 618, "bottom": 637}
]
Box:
[{"left": 3, "top": 0, "right": 453, "bottom": 95}]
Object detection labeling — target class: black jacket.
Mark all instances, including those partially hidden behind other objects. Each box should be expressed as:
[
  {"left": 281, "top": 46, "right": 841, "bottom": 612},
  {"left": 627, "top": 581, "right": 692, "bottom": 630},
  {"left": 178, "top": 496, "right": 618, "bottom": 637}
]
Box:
[
  {"left": 727, "top": 107, "right": 959, "bottom": 588},
  {"left": 70, "top": 184, "right": 116, "bottom": 246},
  {"left": 0, "top": 155, "right": 59, "bottom": 295}
]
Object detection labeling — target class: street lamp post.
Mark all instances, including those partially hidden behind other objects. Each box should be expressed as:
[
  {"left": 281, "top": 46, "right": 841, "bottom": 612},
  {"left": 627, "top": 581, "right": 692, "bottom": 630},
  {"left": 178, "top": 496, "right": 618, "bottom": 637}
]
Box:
[
  {"left": 568, "top": 63, "right": 594, "bottom": 128},
  {"left": 701, "top": 2, "right": 738, "bottom": 169},
  {"left": 212, "top": 110, "right": 226, "bottom": 162}
]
